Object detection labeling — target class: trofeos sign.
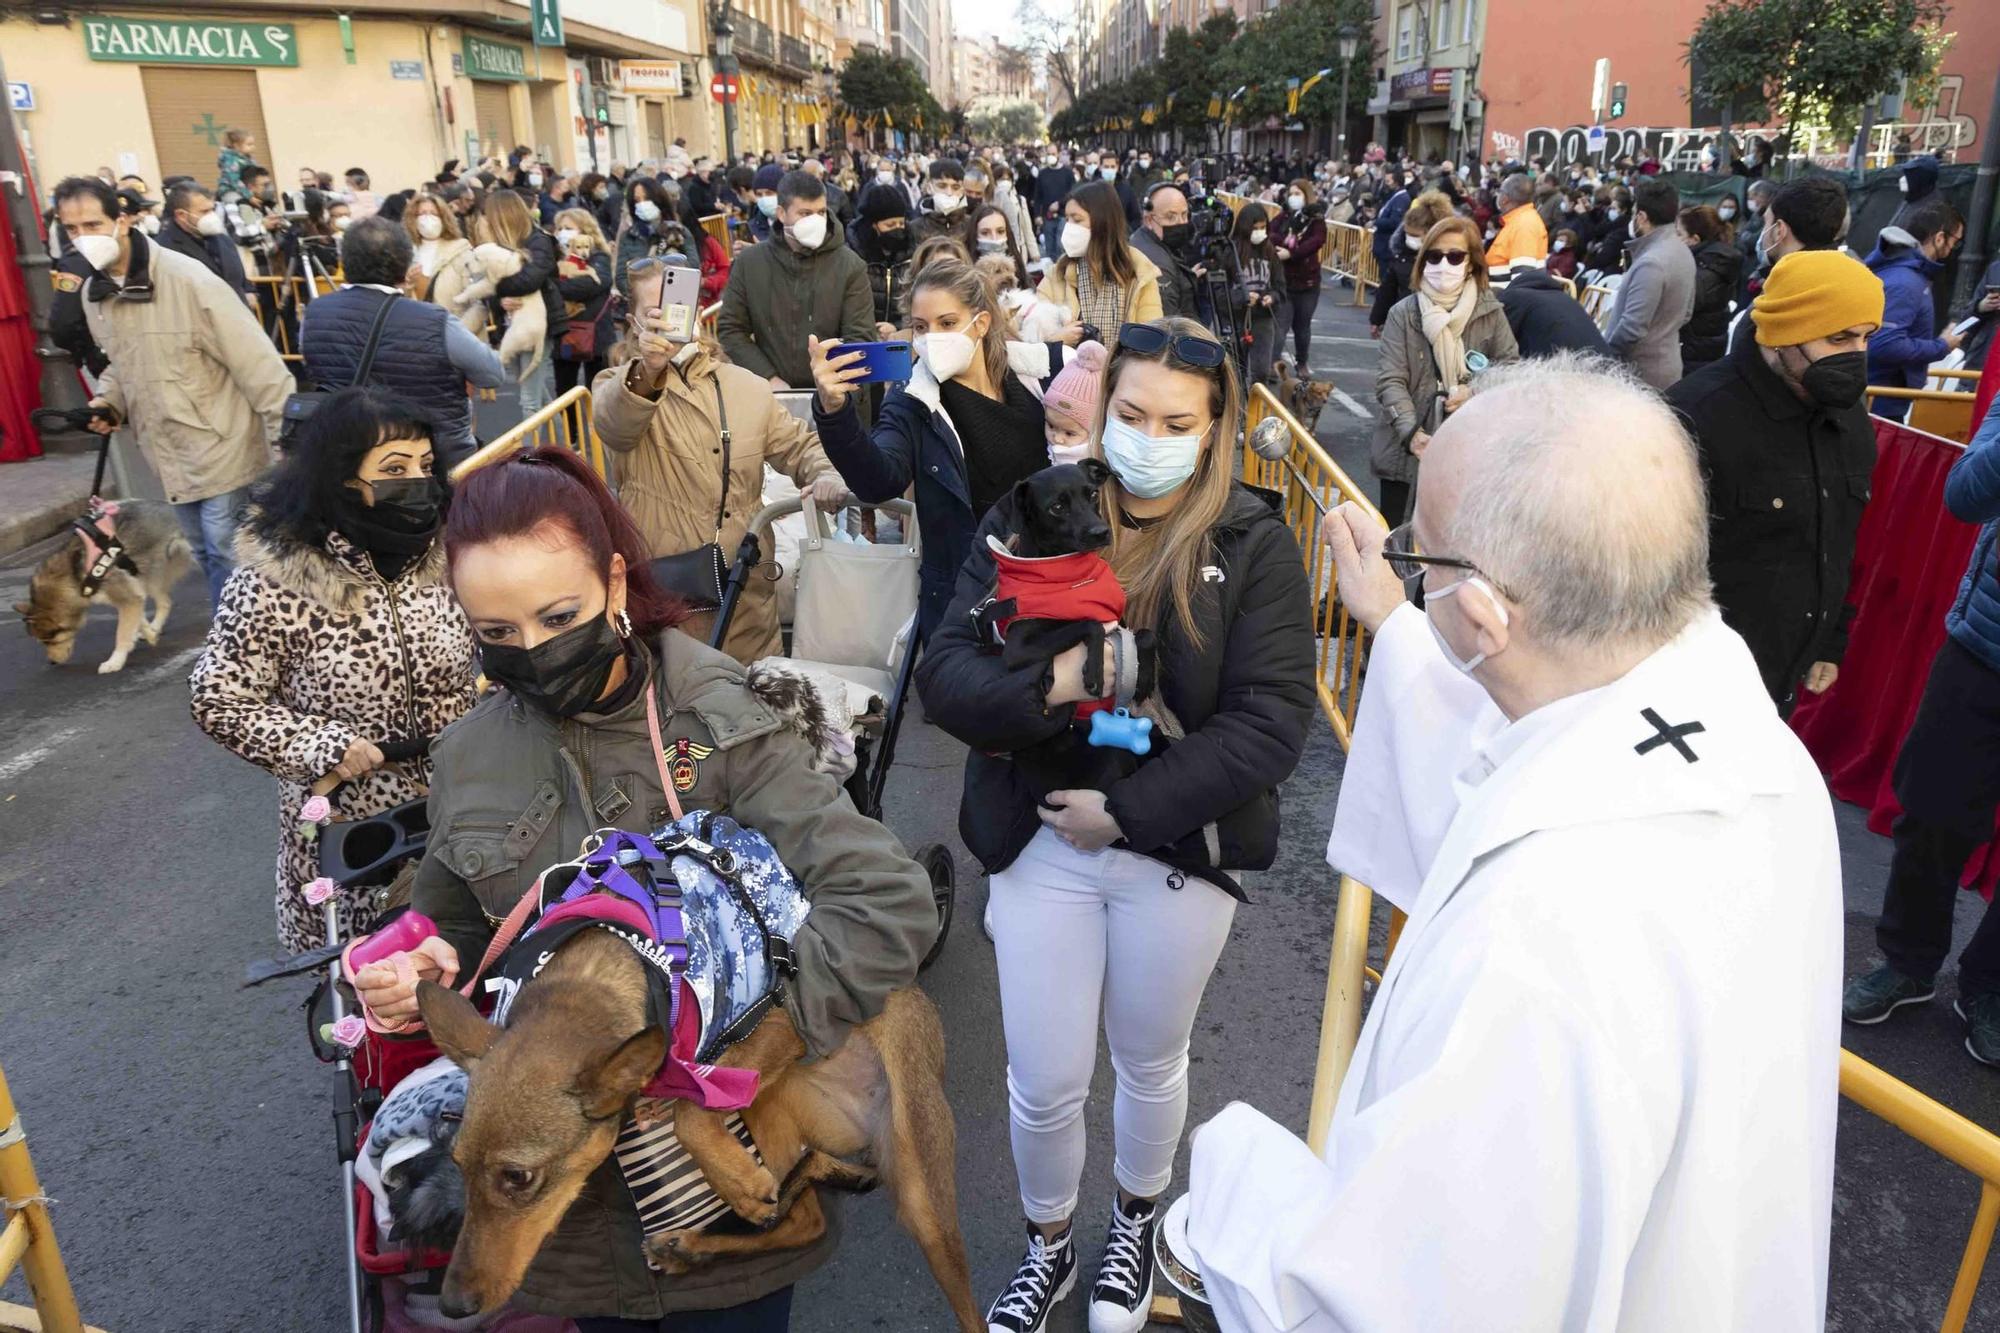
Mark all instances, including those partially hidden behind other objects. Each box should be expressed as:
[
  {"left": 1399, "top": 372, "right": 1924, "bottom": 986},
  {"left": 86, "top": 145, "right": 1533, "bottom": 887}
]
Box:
[
  {"left": 622, "top": 60, "right": 685, "bottom": 96},
  {"left": 83, "top": 17, "right": 299, "bottom": 67},
  {"left": 463, "top": 33, "right": 529, "bottom": 81}
]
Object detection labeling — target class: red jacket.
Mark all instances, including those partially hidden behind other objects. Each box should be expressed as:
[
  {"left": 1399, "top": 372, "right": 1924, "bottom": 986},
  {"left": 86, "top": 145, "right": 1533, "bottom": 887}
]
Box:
[
  {"left": 699, "top": 233, "right": 731, "bottom": 304},
  {"left": 988, "top": 537, "right": 1126, "bottom": 716}
]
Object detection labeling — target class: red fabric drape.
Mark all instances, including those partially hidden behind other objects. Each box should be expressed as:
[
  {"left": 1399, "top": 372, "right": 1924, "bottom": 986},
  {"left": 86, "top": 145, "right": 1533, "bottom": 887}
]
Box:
[
  {"left": 1789, "top": 415, "right": 1998, "bottom": 895},
  {"left": 0, "top": 203, "right": 43, "bottom": 462}
]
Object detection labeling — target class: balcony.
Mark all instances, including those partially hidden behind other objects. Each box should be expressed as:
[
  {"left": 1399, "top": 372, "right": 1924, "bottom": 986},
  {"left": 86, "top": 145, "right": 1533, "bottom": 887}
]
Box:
[
  {"left": 838, "top": 17, "right": 884, "bottom": 46},
  {"left": 731, "top": 11, "right": 779, "bottom": 67},
  {"left": 781, "top": 33, "right": 813, "bottom": 73}
]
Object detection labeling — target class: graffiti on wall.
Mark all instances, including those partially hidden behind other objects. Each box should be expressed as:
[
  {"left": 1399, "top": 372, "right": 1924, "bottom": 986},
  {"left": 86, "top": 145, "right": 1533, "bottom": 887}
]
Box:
[{"left": 1495, "top": 75, "right": 1982, "bottom": 170}]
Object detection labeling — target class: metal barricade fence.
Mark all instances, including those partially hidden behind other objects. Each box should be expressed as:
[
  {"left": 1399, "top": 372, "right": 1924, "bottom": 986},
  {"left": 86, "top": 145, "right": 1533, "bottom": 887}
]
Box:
[
  {"left": 1321, "top": 222, "right": 1377, "bottom": 305},
  {"left": 0, "top": 1060, "right": 86, "bottom": 1333},
  {"left": 1867, "top": 386, "right": 1979, "bottom": 444},
  {"left": 1238, "top": 382, "right": 2000, "bottom": 1330},
  {"left": 700, "top": 212, "right": 730, "bottom": 252},
  {"left": 450, "top": 386, "right": 605, "bottom": 482},
  {"left": 1581, "top": 283, "right": 1616, "bottom": 330}
]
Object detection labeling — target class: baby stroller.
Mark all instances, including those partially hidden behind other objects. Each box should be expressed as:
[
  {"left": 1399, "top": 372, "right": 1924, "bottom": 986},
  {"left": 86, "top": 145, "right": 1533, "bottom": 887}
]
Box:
[{"left": 710, "top": 491, "right": 958, "bottom": 966}]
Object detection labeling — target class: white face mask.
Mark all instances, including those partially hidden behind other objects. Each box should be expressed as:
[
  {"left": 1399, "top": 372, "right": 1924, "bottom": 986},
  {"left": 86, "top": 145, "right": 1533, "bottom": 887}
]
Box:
[
  {"left": 1552, "top": 239, "right": 1567, "bottom": 252},
  {"left": 556, "top": 227, "right": 581, "bottom": 249},
  {"left": 72, "top": 232, "right": 120, "bottom": 270},
  {"left": 1717, "top": 205, "right": 1737, "bottom": 220},
  {"left": 634, "top": 200, "right": 662, "bottom": 223},
  {"left": 195, "top": 210, "right": 227, "bottom": 238},
  {"left": 136, "top": 215, "right": 160, "bottom": 235},
  {"left": 1425, "top": 575, "right": 1506, "bottom": 674},
  {"left": 788, "top": 212, "right": 829, "bottom": 250},
  {"left": 993, "top": 180, "right": 1014, "bottom": 199},
  {"left": 1249, "top": 228, "right": 1267, "bottom": 246},
  {"left": 1139, "top": 158, "right": 1152, "bottom": 170},
  {"left": 933, "top": 191, "right": 965, "bottom": 214},
  {"left": 1287, "top": 193, "right": 1305, "bottom": 211},
  {"left": 1404, "top": 232, "right": 1423, "bottom": 252},
  {"left": 1061, "top": 221, "right": 1091, "bottom": 258},
  {"left": 1423, "top": 260, "right": 1466, "bottom": 296},
  {"left": 1605, "top": 207, "right": 1621, "bottom": 222},
  {"left": 528, "top": 172, "right": 544, "bottom": 188},
  {"left": 1048, "top": 436, "right": 1091, "bottom": 466},
  {"left": 333, "top": 215, "right": 352, "bottom": 231},
  {"left": 416, "top": 214, "right": 444, "bottom": 240},
  {"left": 877, "top": 169, "right": 896, "bottom": 185},
  {"left": 1100, "top": 416, "right": 1205, "bottom": 499},
  {"left": 915, "top": 327, "right": 978, "bottom": 381}
]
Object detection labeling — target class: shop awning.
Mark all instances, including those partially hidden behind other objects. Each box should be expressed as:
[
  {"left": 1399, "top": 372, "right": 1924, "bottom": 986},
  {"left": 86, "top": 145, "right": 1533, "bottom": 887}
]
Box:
[{"left": 98, "top": 0, "right": 692, "bottom": 62}]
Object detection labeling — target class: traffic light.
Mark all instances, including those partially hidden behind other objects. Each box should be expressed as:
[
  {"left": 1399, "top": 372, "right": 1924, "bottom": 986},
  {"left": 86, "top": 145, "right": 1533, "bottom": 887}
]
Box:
[
  {"left": 1609, "top": 82, "right": 1627, "bottom": 120},
  {"left": 593, "top": 85, "right": 611, "bottom": 124}
]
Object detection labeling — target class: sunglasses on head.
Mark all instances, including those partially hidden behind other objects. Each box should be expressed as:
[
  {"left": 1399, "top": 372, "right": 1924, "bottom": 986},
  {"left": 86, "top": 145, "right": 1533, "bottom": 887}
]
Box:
[
  {"left": 1423, "top": 249, "right": 1471, "bottom": 268},
  {"left": 1117, "top": 322, "right": 1227, "bottom": 368}
]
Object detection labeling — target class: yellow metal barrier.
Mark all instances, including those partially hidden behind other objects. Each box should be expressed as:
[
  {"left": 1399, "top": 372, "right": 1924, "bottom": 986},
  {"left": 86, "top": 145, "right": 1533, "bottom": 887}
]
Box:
[
  {"left": 0, "top": 1061, "right": 85, "bottom": 1333},
  {"left": 1321, "top": 222, "right": 1378, "bottom": 305},
  {"left": 1840, "top": 1051, "right": 2000, "bottom": 1332},
  {"left": 699, "top": 212, "right": 730, "bottom": 252},
  {"left": 1867, "top": 386, "right": 1977, "bottom": 444},
  {"left": 1581, "top": 282, "right": 1615, "bottom": 329},
  {"left": 700, "top": 301, "right": 722, "bottom": 341},
  {"left": 451, "top": 386, "right": 605, "bottom": 482}
]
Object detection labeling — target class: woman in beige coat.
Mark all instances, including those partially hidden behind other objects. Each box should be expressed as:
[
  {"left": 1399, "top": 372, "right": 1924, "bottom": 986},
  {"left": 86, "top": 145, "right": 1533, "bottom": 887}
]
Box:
[
  {"left": 592, "top": 258, "right": 843, "bottom": 663},
  {"left": 1035, "top": 179, "right": 1162, "bottom": 348}
]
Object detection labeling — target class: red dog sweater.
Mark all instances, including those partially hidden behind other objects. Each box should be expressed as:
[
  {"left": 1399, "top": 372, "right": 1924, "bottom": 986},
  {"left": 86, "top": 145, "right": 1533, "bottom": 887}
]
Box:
[{"left": 984, "top": 534, "right": 1125, "bottom": 719}]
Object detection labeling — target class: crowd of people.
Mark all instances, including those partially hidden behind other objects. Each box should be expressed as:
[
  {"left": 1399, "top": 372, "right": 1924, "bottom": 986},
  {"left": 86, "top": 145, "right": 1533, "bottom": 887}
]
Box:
[{"left": 31, "top": 117, "right": 2000, "bottom": 1333}]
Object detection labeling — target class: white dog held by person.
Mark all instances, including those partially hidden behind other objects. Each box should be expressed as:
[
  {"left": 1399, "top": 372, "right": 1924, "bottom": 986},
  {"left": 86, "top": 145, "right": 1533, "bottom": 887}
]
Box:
[{"left": 1185, "top": 355, "right": 1843, "bottom": 1332}]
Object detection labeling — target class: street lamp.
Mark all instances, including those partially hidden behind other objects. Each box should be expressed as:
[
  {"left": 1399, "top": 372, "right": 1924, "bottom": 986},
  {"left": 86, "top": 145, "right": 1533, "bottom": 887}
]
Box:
[
  {"left": 1335, "top": 22, "right": 1359, "bottom": 164},
  {"left": 711, "top": 3, "right": 739, "bottom": 164}
]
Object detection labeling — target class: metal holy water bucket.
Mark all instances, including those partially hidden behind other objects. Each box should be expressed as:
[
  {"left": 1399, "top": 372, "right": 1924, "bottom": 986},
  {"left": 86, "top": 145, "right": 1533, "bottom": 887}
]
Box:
[{"left": 1155, "top": 1194, "right": 1223, "bottom": 1333}]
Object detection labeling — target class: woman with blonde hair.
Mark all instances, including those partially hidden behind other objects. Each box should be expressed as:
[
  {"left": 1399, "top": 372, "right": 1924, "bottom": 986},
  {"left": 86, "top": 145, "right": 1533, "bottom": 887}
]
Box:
[
  {"left": 471, "top": 187, "right": 564, "bottom": 412},
  {"left": 1038, "top": 179, "right": 1162, "bottom": 348},
  {"left": 401, "top": 193, "right": 471, "bottom": 301},
  {"left": 917, "top": 315, "right": 1315, "bottom": 1333},
  {"left": 1371, "top": 213, "right": 1519, "bottom": 524},
  {"left": 809, "top": 255, "right": 1071, "bottom": 637},
  {"left": 550, "top": 205, "right": 617, "bottom": 394}
]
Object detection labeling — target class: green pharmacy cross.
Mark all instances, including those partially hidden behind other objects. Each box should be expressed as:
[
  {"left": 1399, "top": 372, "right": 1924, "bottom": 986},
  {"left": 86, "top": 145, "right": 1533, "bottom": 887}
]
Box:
[{"left": 191, "top": 112, "right": 226, "bottom": 146}]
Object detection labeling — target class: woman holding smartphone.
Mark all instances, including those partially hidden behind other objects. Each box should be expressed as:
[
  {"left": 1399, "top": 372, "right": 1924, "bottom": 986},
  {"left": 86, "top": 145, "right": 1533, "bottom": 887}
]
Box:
[
  {"left": 593, "top": 257, "right": 844, "bottom": 663},
  {"left": 808, "top": 256, "right": 1069, "bottom": 639},
  {"left": 917, "top": 318, "right": 1315, "bottom": 1333}
]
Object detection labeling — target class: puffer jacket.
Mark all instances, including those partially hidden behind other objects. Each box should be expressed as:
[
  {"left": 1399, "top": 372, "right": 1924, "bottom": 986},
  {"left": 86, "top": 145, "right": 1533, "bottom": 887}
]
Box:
[
  {"left": 409, "top": 630, "right": 939, "bottom": 1319},
  {"left": 1680, "top": 238, "right": 1744, "bottom": 370},
  {"left": 1370, "top": 286, "right": 1519, "bottom": 485},
  {"left": 1866, "top": 228, "right": 1949, "bottom": 421},
  {"left": 1945, "top": 397, "right": 2000, "bottom": 673},
  {"left": 717, "top": 226, "right": 876, "bottom": 388},
  {"left": 917, "top": 484, "right": 1317, "bottom": 897},
  {"left": 591, "top": 347, "right": 837, "bottom": 662},
  {"left": 190, "top": 516, "right": 476, "bottom": 953},
  {"left": 84, "top": 236, "right": 294, "bottom": 504}
]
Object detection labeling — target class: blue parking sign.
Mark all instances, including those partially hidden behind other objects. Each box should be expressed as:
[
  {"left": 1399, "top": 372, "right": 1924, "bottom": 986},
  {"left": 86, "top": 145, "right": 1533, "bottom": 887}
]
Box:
[{"left": 7, "top": 82, "right": 32, "bottom": 112}]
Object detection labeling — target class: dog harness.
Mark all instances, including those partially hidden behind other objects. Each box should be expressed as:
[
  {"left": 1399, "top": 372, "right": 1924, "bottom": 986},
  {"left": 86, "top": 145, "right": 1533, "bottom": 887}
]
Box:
[
  {"left": 70, "top": 498, "right": 137, "bottom": 597},
  {"left": 974, "top": 535, "right": 1127, "bottom": 719}
]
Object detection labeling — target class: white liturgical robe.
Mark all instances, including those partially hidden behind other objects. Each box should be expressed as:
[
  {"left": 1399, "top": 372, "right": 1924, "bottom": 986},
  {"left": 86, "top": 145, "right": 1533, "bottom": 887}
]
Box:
[{"left": 1188, "top": 604, "right": 1843, "bottom": 1332}]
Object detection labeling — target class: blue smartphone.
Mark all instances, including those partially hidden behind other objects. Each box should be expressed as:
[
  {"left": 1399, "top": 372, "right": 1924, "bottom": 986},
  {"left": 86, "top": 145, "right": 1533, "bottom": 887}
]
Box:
[{"left": 838, "top": 340, "right": 915, "bottom": 384}]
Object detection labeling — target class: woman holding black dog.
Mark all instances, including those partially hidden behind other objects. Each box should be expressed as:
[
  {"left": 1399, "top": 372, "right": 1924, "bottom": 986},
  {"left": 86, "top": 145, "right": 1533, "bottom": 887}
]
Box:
[
  {"left": 348, "top": 446, "right": 941, "bottom": 1330},
  {"left": 917, "top": 317, "right": 1316, "bottom": 1333},
  {"left": 190, "top": 388, "right": 478, "bottom": 955}
]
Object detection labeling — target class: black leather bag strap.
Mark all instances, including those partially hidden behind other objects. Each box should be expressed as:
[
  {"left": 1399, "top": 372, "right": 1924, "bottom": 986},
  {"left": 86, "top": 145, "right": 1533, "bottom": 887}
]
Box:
[{"left": 352, "top": 291, "right": 399, "bottom": 387}]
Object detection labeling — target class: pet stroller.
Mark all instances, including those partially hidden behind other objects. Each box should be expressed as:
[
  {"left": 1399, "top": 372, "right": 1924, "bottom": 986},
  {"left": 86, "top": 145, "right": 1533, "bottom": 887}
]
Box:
[{"left": 708, "top": 492, "right": 958, "bottom": 966}]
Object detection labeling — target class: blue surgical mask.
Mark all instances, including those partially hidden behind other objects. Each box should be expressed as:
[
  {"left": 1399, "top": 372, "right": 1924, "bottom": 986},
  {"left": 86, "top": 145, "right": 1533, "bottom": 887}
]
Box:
[
  {"left": 1424, "top": 575, "right": 1506, "bottom": 674},
  {"left": 756, "top": 195, "right": 779, "bottom": 217},
  {"left": 1100, "top": 416, "right": 1206, "bottom": 499},
  {"left": 634, "top": 199, "right": 661, "bottom": 223}
]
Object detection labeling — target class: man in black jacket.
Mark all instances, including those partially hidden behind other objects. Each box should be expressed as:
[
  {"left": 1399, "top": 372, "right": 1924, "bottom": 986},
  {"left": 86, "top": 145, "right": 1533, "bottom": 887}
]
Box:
[
  {"left": 1497, "top": 265, "right": 1608, "bottom": 358},
  {"left": 1666, "top": 249, "right": 1884, "bottom": 711},
  {"left": 1130, "top": 183, "right": 1198, "bottom": 321},
  {"left": 157, "top": 182, "right": 250, "bottom": 299},
  {"left": 1032, "top": 151, "right": 1075, "bottom": 258}
]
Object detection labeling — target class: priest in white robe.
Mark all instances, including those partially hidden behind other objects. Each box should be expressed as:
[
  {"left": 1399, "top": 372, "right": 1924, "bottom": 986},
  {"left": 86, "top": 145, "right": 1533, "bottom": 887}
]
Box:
[{"left": 1187, "top": 354, "right": 1844, "bottom": 1332}]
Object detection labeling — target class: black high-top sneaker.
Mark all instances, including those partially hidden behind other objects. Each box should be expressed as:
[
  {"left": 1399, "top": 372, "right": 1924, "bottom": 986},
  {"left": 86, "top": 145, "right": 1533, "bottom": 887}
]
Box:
[
  {"left": 986, "top": 1224, "right": 1077, "bottom": 1333},
  {"left": 1088, "top": 1194, "right": 1159, "bottom": 1333}
]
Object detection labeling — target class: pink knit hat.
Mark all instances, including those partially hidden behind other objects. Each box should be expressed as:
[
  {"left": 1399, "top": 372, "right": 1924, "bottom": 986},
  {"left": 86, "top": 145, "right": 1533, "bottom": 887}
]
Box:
[{"left": 1043, "top": 340, "right": 1108, "bottom": 433}]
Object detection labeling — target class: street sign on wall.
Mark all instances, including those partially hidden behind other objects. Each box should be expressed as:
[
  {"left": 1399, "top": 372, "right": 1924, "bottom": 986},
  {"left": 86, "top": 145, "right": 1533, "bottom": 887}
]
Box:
[
  {"left": 82, "top": 17, "right": 299, "bottom": 67},
  {"left": 389, "top": 59, "right": 424, "bottom": 80},
  {"left": 6, "top": 82, "right": 31, "bottom": 112},
  {"left": 530, "top": 0, "right": 565, "bottom": 48}
]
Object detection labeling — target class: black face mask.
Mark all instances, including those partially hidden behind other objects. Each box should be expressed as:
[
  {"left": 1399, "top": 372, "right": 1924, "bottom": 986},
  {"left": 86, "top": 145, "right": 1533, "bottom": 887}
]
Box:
[
  {"left": 1796, "top": 349, "right": 1868, "bottom": 410},
  {"left": 1159, "top": 222, "right": 1192, "bottom": 252},
  {"left": 338, "top": 476, "right": 442, "bottom": 573},
  {"left": 480, "top": 611, "right": 626, "bottom": 718},
  {"left": 875, "top": 228, "right": 911, "bottom": 258}
]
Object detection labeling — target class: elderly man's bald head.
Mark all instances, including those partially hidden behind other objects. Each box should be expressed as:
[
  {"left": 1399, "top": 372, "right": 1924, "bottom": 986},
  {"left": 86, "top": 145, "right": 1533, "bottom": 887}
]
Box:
[{"left": 1417, "top": 354, "right": 1712, "bottom": 653}]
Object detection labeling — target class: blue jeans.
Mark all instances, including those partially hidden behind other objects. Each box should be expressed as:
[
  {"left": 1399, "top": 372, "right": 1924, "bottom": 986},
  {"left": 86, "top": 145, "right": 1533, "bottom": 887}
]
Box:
[
  {"left": 574, "top": 1285, "right": 794, "bottom": 1332},
  {"left": 172, "top": 485, "right": 250, "bottom": 607},
  {"left": 517, "top": 339, "right": 558, "bottom": 416}
]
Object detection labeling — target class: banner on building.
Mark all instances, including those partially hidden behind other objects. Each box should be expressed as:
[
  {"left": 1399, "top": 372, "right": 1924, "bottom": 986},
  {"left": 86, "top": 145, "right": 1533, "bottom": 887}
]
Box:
[
  {"left": 622, "top": 60, "right": 686, "bottom": 95},
  {"left": 463, "top": 33, "right": 529, "bottom": 81},
  {"left": 82, "top": 17, "right": 298, "bottom": 67}
]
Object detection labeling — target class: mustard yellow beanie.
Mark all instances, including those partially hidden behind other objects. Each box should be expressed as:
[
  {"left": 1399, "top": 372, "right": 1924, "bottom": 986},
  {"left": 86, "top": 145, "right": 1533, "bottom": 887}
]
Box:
[{"left": 1751, "top": 250, "right": 1885, "bottom": 347}]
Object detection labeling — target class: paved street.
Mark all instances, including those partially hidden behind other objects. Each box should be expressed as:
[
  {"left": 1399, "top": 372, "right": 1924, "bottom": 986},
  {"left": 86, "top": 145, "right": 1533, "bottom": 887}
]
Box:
[{"left": 2, "top": 291, "right": 1997, "bottom": 1331}]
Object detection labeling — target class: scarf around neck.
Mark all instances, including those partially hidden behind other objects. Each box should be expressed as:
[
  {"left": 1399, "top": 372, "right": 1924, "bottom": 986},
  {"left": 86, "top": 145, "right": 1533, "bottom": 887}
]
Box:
[{"left": 1417, "top": 277, "right": 1476, "bottom": 389}]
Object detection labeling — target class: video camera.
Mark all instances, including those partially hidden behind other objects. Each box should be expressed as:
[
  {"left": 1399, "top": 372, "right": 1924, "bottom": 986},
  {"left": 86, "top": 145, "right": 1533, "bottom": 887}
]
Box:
[{"left": 1182, "top": 188, "right": 1236, "bottom": 269}]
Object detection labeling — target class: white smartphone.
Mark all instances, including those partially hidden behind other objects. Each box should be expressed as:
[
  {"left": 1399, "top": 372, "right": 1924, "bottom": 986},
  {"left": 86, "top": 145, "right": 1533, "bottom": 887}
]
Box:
[{"left": 1952, "top": 315, "right": 1981, "bottom": 337}]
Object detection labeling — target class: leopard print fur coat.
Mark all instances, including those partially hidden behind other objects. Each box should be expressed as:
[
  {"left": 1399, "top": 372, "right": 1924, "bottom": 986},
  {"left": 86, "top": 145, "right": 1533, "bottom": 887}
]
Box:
[{"left": 191, "top": 513, "right": 477, "bottom": 953}]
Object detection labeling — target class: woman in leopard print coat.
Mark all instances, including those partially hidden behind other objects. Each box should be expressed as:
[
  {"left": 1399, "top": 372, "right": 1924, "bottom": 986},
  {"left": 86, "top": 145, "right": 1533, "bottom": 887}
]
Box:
[{"left": 191, "top": 390, "right": 478, "bottom": 954}]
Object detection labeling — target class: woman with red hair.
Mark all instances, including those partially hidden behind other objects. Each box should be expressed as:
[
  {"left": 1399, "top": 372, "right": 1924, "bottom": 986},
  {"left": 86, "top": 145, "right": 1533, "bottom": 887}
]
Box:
[{"left": 349, "top": 446, "right": 941, "bottom": 1330}]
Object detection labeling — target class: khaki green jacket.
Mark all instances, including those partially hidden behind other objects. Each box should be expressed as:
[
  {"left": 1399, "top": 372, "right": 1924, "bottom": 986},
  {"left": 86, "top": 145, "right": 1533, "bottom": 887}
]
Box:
[{"left": 411, "top": 629, "right": 938, "bottom": 1318}]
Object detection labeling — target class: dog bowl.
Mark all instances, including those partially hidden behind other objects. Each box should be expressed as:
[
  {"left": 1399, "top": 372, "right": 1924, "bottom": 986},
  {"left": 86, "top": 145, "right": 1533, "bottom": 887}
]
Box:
[{"left": 1155, "top": 1194, "right": 1224, "bottom": 1333}]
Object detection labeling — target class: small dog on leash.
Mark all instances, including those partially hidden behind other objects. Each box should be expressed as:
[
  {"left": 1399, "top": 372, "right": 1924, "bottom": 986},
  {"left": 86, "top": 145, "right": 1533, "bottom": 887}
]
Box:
[
  {"left": 1275, "top": 356, "right": 1334, "bottom": 434},
  {"left": 14, "top": 499, "right": 194, "bottom": 673},
  {"left": 453, "top": 244, "right": 546, "bottom": 381}
]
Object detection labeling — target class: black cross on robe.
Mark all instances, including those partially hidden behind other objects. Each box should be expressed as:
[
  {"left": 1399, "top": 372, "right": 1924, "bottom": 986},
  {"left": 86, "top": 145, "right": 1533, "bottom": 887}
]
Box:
[{"left": 1634, "top": 707, "right": 1705, "bottom": 763}]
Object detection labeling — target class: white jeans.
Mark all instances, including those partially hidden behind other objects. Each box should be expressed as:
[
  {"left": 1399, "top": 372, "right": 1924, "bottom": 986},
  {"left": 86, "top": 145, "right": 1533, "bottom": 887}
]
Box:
[{"left": 991, "top": 827, "right": 1237, "bottom": 1224}]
